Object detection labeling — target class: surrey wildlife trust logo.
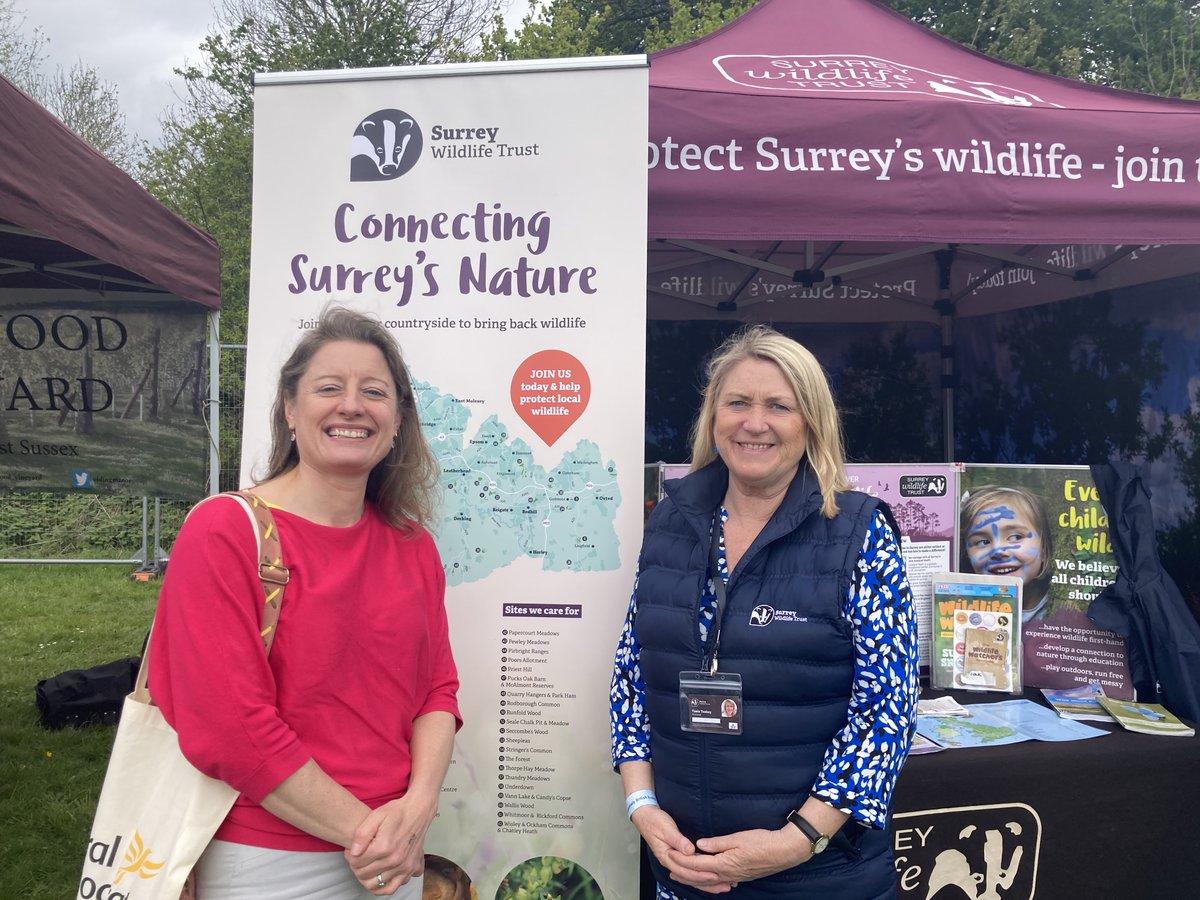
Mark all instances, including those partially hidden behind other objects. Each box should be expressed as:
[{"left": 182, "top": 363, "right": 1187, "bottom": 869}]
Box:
[
  {"left": 748, "top": 605, "right": 807, "bottom": 626},
  {"left": 80, "top": 830, "right": 164, "bottom": 899},
  {"left": 749, "top": 605, "right": 775, "bottom": 626},
  {"left": 899, "top": 474, "right": 947, "bottom": 497},
  {"left": 714, "top": 54, "right": 1062, "bottom": 107},
  {"left": 351, "top": 109, "right": 424, "bottom": 181}
]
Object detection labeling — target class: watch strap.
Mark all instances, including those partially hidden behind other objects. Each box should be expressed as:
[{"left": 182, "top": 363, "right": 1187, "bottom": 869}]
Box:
[{"left": 786, "top": 810, "right": 830, "bottom": 854}]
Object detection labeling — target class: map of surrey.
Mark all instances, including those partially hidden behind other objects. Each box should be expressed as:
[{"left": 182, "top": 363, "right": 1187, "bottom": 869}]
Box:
[{"left": 415, "top": 379, "right": 621, "bottom": 585}]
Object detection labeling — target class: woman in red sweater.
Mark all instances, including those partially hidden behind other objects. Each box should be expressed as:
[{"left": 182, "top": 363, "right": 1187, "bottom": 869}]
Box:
[{"left": 150, "top": 306, "right": 461, "bottom": 898}]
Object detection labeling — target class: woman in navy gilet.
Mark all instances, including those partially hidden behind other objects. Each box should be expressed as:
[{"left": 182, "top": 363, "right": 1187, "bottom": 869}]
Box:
[{"left": 610, "top": 326, "right": 919, "bottom": 899}]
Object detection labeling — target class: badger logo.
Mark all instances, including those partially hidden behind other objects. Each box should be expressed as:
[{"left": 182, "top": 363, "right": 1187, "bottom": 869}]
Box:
[
  {"left": 351, "top": 109, "right": 423, "bottom": 181},
  {"left": 749, "top": 605, "right": 775, "bottom": 627}
]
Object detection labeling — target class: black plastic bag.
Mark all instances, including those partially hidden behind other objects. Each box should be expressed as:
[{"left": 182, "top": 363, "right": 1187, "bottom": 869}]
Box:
[{"left": 35, "top": 656, "right": 140, "bottom": 729}]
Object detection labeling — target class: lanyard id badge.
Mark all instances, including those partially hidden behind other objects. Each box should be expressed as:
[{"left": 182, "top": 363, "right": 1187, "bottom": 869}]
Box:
[
  {"left": 678, "top": 511, "right": 745, "bottom": 735},
  {"left": 679, "top": 671, "right": 744, "bottom": 734}
]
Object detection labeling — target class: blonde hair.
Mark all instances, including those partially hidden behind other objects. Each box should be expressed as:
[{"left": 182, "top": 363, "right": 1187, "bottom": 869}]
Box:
[
  {"left": 688, "top": 325, "right": 849, "bottom": 518},
  {"left": 259, "top": 305, "right": 439, "bottom": 532}
]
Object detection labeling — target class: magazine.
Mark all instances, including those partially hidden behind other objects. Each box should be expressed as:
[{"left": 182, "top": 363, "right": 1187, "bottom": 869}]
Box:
[
  {"left": 930, "top": 572, "right": 1022, "bottom": 692},
  {"left": 1040, "top": 683, "right": 1112, "bottom": 722},
  {"left": 1097, "top": 698, "right": 1195, "bottom": 736},
  {"left": 917, "top": 696, "right": 971, "bottom": 717}
]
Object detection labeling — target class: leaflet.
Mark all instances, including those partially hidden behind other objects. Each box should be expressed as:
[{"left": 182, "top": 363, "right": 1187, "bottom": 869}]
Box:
[{"left": 930, "top": 572, "right": 1022, "bottom": 693}]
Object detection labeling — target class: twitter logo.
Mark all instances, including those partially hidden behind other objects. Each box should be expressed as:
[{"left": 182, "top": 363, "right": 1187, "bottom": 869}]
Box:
[{"left": 71, "top": 470, "right": 93, "bottom": 489}]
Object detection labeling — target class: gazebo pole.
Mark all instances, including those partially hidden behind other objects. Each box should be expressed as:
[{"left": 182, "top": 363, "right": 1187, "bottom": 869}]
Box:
[
  {"left": 208, "top": 310, "right": 221, "bottom": 496},
  {"left": 936, "top": 249, "right": 955, "bottom": 462}
]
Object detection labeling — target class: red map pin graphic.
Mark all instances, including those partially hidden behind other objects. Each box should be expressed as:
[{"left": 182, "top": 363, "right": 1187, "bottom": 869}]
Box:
[{"left": 510, "top": 349, "right": 591, "bottom": 446}]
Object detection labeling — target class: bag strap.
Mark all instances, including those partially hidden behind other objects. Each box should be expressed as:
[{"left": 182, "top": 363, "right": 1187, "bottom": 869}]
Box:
[
  {"left": 235, "top": 489, "right": 290, "bottom": 655},
  {"left": 134, "top": 490, "right": 291, "bottom": 702}
]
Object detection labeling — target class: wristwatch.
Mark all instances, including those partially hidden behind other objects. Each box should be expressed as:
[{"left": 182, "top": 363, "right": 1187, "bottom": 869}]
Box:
[{"left": 786, "top": 810, "right": 830, "bottom": 855}]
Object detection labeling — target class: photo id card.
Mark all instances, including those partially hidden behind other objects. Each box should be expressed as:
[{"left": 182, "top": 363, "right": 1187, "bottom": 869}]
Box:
[{"left": 679, "top": 671, "right": 744, "bottom": 735}]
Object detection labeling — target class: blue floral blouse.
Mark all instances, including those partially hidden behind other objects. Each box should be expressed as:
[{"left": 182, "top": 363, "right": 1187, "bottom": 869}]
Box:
[{"left": 610, "top": 507, "right": 919, "bottom": 839}]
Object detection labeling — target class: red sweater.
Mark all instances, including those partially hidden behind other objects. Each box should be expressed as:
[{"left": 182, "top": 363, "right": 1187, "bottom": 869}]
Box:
[{"left": 148, "top": 498, "right": 461, "bottom": 851}]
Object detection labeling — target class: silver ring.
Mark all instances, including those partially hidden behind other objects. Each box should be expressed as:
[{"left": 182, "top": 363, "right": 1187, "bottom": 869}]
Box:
[{"left": 376, "top": 873, "right": 386, "bottom": 888}]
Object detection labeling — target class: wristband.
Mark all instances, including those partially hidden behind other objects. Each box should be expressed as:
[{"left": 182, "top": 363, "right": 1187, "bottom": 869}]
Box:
[{"left": 625, "top": 789, "right": 659, "bottom": 819}]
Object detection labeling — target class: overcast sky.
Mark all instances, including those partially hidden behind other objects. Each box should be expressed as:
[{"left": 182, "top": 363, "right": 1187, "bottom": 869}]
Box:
[
  {"left": 30, "top": 0, "right": 217, "bottom": 146},
  {"left": 27, "top": 0, "right": 523, "bottom": 148}
]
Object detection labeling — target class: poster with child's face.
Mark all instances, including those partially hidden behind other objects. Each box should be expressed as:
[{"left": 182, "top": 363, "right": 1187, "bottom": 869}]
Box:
[{"left": 958, "top": 464, "right": 1133, "bottom": 699}]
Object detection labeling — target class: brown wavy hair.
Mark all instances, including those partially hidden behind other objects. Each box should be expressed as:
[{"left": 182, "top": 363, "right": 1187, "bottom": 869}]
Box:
[{"left": 258, "top": 305, "right": 439, "bottom": 532}]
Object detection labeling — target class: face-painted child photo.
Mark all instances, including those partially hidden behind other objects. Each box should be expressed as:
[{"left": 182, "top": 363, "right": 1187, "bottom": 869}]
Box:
[
  {"left": 959, "top": 484, "right": 1054, "bottom": 622},
  {"left": 957, "top": 464, "right": 1134, "bottom": 698}
]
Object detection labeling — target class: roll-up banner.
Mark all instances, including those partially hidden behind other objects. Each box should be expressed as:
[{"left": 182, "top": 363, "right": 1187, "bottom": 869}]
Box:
[{"left": 244, "top": 58, "right": 649, "bottom": 900}]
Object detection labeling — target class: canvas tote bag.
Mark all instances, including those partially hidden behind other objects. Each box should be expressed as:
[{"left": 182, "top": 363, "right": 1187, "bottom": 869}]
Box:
[{"left": 77, "top": 491, "right": 288, "bottom": 900}]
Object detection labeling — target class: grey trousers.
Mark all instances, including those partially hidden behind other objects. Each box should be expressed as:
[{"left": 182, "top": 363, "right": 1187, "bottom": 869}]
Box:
[{"left": 195, "top": 839, "right": 425, "bottom": 900}]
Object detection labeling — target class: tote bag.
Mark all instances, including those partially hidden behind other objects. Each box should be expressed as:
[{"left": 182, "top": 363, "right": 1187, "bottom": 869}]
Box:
[
  {"left": 76, "top": 666, "right": 239, "bottom": 900},
  {"left": 77, "top": 491, "right": 288, "bottom": 900}
]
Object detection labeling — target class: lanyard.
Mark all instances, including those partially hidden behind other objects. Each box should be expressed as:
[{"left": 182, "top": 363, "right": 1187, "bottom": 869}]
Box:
[
  {"left": 704, "top": 511, "right": 730, "bottom": 675},
  {"left": 701, "top": 467, "right": 806, "bottom": 674}
]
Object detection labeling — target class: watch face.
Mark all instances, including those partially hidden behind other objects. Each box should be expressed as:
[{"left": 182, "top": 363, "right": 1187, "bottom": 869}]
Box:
[{"left": 812, "top": 835, "right": 830, "bottom": 854}]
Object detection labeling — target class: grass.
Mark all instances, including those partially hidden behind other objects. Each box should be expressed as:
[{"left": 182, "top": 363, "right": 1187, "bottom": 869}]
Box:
[{"left": 0, "top": 564, "right": 159, "bottom": 900}]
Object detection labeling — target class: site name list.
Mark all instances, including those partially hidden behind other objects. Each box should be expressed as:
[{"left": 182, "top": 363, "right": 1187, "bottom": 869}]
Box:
[
  {"left": 287, "top": 201, "right": 599, "bottom": 306},
  {"left": 648, "top": 136, "right": 1200, "bottom": 190}
]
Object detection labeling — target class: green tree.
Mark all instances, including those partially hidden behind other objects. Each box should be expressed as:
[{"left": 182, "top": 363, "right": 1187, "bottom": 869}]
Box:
[
  {"left": 645, "top": 320, "right": 739, "bottom": 462},
  {"left": 1171, "top": 402, "right": 1200, "bottom": 511},
  {"left": 42, "top": 62, "right": 140, "bottom": 170},
  {"left": 0, "top": 0, "right": 43, "bottom": 88},
  {"left": 883, "top": 0, "right": 1087, "bottom": 79},
  {"left": 486, "top": 0, "right": 1195, "bottom": 96},
  {"left": 0, "top": 1, "right": 139, "bottom": 167},
  {"left": 642, "top": 0, "right": 754, "bottom": 51},
  {"left": 956, "top": 294, "right": 1169, "bottom": 464},
  {"left": 141, "top": 0, "right": 493, "bottom": 487},
  {"left": 836, "top": 328, "right": 941, "bottom": 463},
  {"left": 881, "top": 0, "right": 1199, "bottom": 98},
  {"left": 1112, "top": 0, "right": 1199, "bottom": 98},
  {"left": 175, "top": 0, "right": 488, "bottom": 118},
  {"left": 481, "top": 0, "right": 753, "bottom": 60},
  {"left": 1158, "top": 375, "right": 1200, "bottom": 615}
]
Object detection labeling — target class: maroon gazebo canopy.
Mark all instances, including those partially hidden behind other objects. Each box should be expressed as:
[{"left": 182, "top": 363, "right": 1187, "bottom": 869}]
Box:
[
  {"left": 646, "top": 0, "right": 1200, "bottom": 323},
  {"left": 0, "top": 75, "right": 219, "bottom": 309}
]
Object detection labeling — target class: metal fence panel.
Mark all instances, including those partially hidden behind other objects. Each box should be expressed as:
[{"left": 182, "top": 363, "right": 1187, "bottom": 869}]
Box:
[
  {"left": 0, "top": 493, "right": 189, "bottom": 562},
  {"left": 0, "top": 333, "right": 247, "bottom": 564}
]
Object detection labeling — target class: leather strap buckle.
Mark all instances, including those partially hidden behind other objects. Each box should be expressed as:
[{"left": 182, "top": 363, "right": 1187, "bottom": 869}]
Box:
[{"left": 259, "top": 562, "right": 291, "bottom": 585}]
